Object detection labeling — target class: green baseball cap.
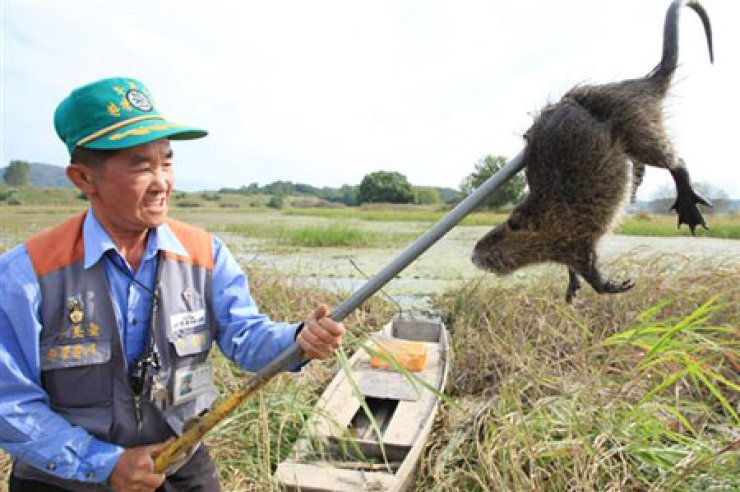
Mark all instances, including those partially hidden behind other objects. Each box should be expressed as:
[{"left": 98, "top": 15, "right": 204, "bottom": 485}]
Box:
[{"left": 54, "top": 77, "right": 207, "bottom": 155}]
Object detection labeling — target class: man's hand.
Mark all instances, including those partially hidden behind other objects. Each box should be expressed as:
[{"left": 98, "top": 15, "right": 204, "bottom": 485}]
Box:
[
  {"left": 297, "top": 304, "right": 345, "bottom": 359},
  {"left": 109, "top": 439, "right": 171, "bottom": 491}
]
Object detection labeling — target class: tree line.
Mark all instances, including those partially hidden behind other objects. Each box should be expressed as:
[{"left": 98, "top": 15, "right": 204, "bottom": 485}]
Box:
[
  {"left": 5, "top": 157, "right": 525, "bottom": 208},
  {"left": 7, "top": 156, "right": 732, "bottom": 211},
  {"left": 217, "top": 155, "right": 521, "bottom": 208}
]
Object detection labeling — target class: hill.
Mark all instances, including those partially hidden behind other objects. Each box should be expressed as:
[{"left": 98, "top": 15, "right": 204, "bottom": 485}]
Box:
[{"left": 1, "top": 162, "right": 72, "bottom": 188}]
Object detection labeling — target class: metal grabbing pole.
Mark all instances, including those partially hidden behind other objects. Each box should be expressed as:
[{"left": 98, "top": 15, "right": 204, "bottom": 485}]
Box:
[{"left": 154, "top": 150, "right": 525, "bottom": 473}]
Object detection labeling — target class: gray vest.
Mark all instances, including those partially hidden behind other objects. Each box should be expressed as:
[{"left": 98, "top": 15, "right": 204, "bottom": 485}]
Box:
[{"left": 14, "top": 213, "right": 218, "bottom": 490}]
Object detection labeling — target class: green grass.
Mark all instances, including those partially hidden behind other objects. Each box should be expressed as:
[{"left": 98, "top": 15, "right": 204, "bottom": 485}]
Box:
[
  {"left": 616, "top": 212, "right": 740, "bottom": 239},
  {"left": 287, "top": 206, "right": 740, "bottom": 238},
  {"left": 284, "top": 206, "right": 504, "bottom": 226},
  {"left": 283, "top": 225, "right": 381, "bottom": 247},
  {"left": 219, "top": 222, "right": 418, "bottom": 248},
  {"left": 3, "top": 186, "right": 739, "bottom": 238}
]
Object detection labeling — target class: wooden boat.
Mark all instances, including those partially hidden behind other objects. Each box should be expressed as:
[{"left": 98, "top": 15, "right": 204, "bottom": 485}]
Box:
[{"left": 274, "top": 317, "right": 449, "bottom": 491}]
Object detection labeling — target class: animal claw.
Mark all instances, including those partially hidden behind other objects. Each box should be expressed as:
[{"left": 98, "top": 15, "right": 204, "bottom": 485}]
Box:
[
  {"left": 601, "top": 278, "right": 635, "bottom": 294},
  {"left": 671, "top": 189, "right": 711, "bottom": 235}
]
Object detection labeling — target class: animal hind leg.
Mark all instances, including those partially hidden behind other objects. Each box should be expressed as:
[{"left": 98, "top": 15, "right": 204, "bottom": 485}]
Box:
[
  {"left": 669, "top": 158, "right": 711, "bottom": 234},
  {"left": 565, "top": 267, "right": 581, "bottom": 304},
  {"left": 626, "top": 128, "right": 710, "bottom": 233},
  {"left": 573, "top": 250, "right": 634, "bottom": 299},
  {"left": 630, "top": 162, "right": 645, "bottom": 203}
]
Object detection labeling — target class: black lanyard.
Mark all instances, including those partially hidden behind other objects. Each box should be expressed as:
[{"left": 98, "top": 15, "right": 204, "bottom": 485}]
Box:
[{"left": 104, "top": 249, "right": 163, "bottom": 394}]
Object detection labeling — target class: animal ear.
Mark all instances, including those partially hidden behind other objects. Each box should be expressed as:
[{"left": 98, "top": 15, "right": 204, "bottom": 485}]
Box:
[{"left": 507, "top": 218, "right": 522, "bottom": 231}]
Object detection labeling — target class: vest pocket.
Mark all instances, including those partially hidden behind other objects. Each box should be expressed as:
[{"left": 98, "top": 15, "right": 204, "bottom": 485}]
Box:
[
  {"left": 167, "top": 316, "right": 213, "bottom": 357},
  {"left": 41, "top": 339, "right": 112, "bottom": 408}
]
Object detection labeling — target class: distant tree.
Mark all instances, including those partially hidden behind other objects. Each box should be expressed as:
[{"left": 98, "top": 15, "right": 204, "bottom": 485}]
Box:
[
  {"left": 414, "top": 186, "right": 441, "bottom": 205},
  {"left": 338, "top": 185, "right": 358, "bottom": 206},
  {"left": 201, "top": 192, "right": 221, "bottom": 201},
  {"left": 264, "top": 180, "right": 294, "bottom": 196},
  {"left": 357, "top": 171, "right": 414, "bottom": 204},
  {"left": 460, "top": 155, "right": 525, "bottom": 209},
  {"left": 0, "top": 188, "right": 19, "bottom": 203},
  {"left": 3, "top": 160, "right": 31, "bottom": 186},
  {"left": 267, "top": 193, "right": 284, "bottom": 209}
]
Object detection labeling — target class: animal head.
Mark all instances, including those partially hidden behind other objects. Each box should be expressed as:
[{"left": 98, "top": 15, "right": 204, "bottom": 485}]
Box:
[{"left": 471, "top": 208, "right": 550, "bottom": 274}]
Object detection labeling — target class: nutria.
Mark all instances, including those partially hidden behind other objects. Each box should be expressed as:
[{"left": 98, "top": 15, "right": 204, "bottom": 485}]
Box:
[{"left": 471, "top": 0, "right": 714, "bottom": 303}]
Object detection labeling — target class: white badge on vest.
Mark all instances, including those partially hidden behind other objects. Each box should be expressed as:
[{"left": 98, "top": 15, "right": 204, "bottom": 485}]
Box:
[
  {"left": 170, "top": 309, "right": 206, "bottom": 335},
  {"left": 173, "top": 360, "right": 215, "bottom": 405}
]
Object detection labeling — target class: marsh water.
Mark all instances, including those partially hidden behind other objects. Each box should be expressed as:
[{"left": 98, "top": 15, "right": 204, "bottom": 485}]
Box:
[{"left": 205, "top": 211, "right": 740, "bottom": 312}]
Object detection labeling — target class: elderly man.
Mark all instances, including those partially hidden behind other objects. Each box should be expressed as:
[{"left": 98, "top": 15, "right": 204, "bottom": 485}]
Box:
[{"left": 0, "top": 77, "right": 345, "bottom": 491}]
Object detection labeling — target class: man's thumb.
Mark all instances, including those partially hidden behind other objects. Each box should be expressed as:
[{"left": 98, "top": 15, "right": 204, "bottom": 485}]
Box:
[{"left": 312, "top": 304, "right": 329, "bottom": 320}]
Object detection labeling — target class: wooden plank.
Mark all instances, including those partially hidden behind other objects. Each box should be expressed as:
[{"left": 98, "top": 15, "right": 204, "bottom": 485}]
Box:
[
  {"left": 380, "top": 343, "right": 444, "bottom": 446},
  {"left": 307, "top": 347, "right": 371, "bottom": 437},
  {"left": 391, "top": 319, "right": 442, "bottom": 342},
  {"left": 275, "top": 462, "right": 397, "bottom": 492}
]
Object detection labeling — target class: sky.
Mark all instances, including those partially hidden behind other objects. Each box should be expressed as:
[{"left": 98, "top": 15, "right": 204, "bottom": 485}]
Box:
[{"left": 2, "top": 0, "right": 738, "bottom": 198}]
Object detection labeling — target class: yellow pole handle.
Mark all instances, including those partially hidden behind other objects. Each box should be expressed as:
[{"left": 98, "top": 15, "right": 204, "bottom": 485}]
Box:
[{"left": 154, "top": 344, "right": 305, "bottom": 474}]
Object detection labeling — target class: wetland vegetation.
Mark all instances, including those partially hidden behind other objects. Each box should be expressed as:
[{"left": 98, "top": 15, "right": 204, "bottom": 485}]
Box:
[{"left": 1, "top": 195, "right": 738, "bottom": 490}]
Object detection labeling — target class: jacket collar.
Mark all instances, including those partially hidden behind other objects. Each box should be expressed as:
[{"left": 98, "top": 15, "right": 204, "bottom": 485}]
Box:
[{"left": 82, "top": 209, "right": 189, "bottom": 269}]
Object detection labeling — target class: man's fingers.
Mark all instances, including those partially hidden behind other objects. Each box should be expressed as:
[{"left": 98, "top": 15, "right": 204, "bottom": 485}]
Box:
[
  {"left": 318, "top": 317, "right": 345, "bottom": 337},
  {"left": 299, "top": 326, "right": 337, "bottom": 358},
  {"left": 299, "top": 303, "right": 345, "bottom": 359},
  {"left": 149, "top": 438, "right": 174, "bottom": 458},
  {"left": 139, "top": 472, "right": 166, "bottom": 490},
  {"left": 300, "top": 327, "right": 332, "bottom": 350},
  {"left": 136, "top": 440, "right": 170, "bottom": 470}
]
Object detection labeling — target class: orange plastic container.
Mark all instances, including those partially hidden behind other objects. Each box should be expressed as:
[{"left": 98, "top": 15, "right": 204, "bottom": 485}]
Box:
[{"left": 370, "top": 339, "right": 428, "bottom": 372}]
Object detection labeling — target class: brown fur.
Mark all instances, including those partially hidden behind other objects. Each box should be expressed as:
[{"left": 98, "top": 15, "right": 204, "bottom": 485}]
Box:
[{"left": 472, "top": 0, "right": 714, "bottom": 303}]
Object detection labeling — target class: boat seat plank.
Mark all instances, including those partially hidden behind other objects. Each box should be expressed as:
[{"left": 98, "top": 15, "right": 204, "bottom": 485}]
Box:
[{"left": 275, "top": 462, "right": 397, "bottom": 491}]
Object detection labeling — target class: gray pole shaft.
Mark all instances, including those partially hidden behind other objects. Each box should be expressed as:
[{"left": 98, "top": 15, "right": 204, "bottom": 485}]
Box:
[{"left": 243, "top": 150, "right": 525, "bottom": 389}]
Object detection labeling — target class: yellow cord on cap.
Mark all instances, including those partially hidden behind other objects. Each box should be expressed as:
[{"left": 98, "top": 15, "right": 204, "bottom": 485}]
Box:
[{"left": 75, "top": 115, "right": 164, "bottom": 147}]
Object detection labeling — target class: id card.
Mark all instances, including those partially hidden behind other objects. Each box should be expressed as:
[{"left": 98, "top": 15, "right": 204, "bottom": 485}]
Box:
[
  {"left": 173, "top": 360, "right": 215, "bottom": 405},
  {"left": 170, "top": 309, "right": 206, "bottom": 336}
]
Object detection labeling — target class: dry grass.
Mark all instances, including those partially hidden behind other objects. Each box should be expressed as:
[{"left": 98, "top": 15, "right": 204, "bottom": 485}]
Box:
[
  {"left": 203, "top": 266, "right": 399, "bottom": 489},
  {"left": 416, "top": 263, "right": 739, "bottom": 491}
]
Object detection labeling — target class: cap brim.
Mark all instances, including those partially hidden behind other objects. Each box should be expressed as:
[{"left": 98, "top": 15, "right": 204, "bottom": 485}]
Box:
[{"left": 81, "top": 116, "right": 207, "bottom": 151}]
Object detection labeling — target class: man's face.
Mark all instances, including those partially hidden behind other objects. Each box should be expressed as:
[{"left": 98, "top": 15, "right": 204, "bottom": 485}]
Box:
[{"left": 85, "top": 139, "right": 174, "bottom": 233}]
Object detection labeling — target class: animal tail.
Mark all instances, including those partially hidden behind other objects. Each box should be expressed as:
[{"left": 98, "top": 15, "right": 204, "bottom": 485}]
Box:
[{"left": 648, "top": 0, "right": 714, "bottom": 83}]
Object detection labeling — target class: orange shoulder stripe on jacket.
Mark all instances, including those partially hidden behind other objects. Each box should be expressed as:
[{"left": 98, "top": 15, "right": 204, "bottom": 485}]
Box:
[
  {"left": 164, "top": 218, "right": 214, "bottom": 270},
  {"left": 25, "top": 212, "right": 87, "bottom": 277}
]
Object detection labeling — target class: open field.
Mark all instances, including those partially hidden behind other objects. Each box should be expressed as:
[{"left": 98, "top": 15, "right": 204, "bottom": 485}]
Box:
[
  {"left": 1, "top": 204, "right": 738, "bottom": 490},
  {"left": 2, "top": 185, "right": 739, "bottom": 238}
]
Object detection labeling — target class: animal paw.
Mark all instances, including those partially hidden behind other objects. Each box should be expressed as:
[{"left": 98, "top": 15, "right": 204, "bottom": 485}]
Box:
[
  {"left": 670, "top": 190, "right": 712, "bottom": 235},
  {"left": 600, "top": 278, "right": 635, "bottom": 294},
  {"left": 565, "top": 269, "right": 581, "bottom": 304}
]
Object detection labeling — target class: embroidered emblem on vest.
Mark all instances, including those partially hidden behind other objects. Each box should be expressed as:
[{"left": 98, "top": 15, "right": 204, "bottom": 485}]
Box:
[{"left": 68, "top": 297, "right": 84, "bottom": 324}]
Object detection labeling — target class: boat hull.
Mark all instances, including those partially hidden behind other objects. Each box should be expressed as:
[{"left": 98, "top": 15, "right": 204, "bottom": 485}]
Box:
[{"left": 275, "top": 317, "right": 449, "bottom": 491}]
